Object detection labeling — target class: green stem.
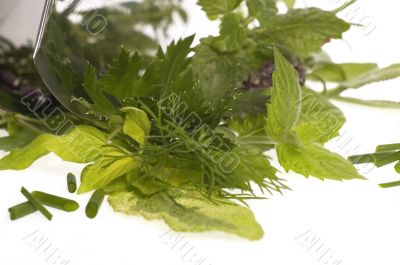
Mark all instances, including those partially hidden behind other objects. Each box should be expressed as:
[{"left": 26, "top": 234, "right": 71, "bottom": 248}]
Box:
[
  {"left": 67, "top": 173, "right": 77, "bottom": 193},
  {"left": 20, "top": 187, "right": 53, "bottom": 220},
  {"left": 379, "top": 181, "right": 400, "bottom": 189},
  {"left": 8, "top": 201, "right": 36, "bottom": 220},
  {"left": 31, "top": 191, "right": 79, "bottom": 212},
  {"left": 376, "top": 143, "right": 400, "bottom": 153},
  {"left": 86, "top": 189, "right": 106, "bottom": 219}
]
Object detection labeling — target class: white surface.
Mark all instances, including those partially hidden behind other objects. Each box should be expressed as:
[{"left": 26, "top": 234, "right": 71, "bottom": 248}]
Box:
[{"left": 1, "top": 1, "right": 400, "bottom": 265}]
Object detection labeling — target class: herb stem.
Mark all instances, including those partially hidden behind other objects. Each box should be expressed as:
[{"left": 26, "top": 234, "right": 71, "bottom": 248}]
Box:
[
  {"left": 20, "top": 187, "right": 53, "bottom": 220},
  {"left": 31, "top": 191, "right": 79, "bottom": 212},
  {"left": 86, "top": 189, "right": 106, "bottom": 219},
  {"left": 8, "top": 201, "right": 36, "bottom": 220},
  {"left": 67, "top": 173, "right": 77, "bottom": 193},
  {"left": 379, "top": 181, "right": 400, "bottom": 189}
]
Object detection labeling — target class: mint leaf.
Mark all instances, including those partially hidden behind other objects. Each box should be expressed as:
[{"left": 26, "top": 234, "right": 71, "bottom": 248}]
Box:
[
  {"left": 211, "top": 13, "right": 248, "bottom": 52},
  {"left": 295, "top": 88, "right": 345, "bottom": 144},
  {"left": 121, "top": 107, "right": 151, "bottom": 146},
  {"left": 193, "top": 40, "right": 257, "bottom": 99},
  {"left": 258, "top": 8, "right": 350, "bottom": 57},
  {"left": 277, "top": 142, "right": 364, "bottom": 180},
  {"left": 247, "top": 0, "right": 278, "bottom": 25},
  {"left": 109, "top": 188, "right": 264, "bottom": 240},
  {"left": 198, "top": 0, "right": 243, "bottom": 19},
  {"left": 266, "top": 48, "right": 301, "bottom": 143},
  {"left": 0, "top": 126, "right": 107, "bottom": 170}
]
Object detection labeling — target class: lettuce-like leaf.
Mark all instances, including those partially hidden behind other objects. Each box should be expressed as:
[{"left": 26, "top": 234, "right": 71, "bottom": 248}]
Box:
[{"left": 109, "top": 188, "right": 264, "bottom": 240}]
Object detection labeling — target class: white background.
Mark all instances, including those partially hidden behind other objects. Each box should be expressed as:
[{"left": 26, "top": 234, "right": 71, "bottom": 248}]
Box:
[{"left": 1, "top": 1, "right": 400, "bottom": 265}]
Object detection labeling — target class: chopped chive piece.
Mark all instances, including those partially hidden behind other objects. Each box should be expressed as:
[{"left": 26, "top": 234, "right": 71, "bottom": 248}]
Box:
[
  {"left": 395, "top": 161, "right": 400, "bottom": 173},
  {"left": 86, "top": 189, "right": 105, "bottom": 219},
  {"left": 31, "top": 191, "right": 79, "bottom": 212},
  {"left": 67, "top": 173, "right": 77, "bottom": 193},
  {"left": 8, "top": 201, "right": 36, "bottom": 220},
  {"left": 376, "top": 143, "right": 400, "bottom": 153},
  {"left": 20, "top": 187, "right": 53, "bottom": 221},
  {"left": 348, "top": 151, "right": 400, "bottom": 167},
  {"left": 379, "top": 181, "right": 400, "bottom": 188}
]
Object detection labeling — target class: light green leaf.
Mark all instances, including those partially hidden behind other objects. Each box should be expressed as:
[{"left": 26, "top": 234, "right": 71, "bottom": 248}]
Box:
[
  {"left": 258, "top": 8, "right": 350, "bottom": 57},
  {"left": 99, "top": 49, "right": 143, "bottom": 101},
  {"left": 310, "top": 63, "right": 378, "bottom": 83},
  {"left": 266, "top": 48, "right": 301, "bottom": 143},
  {"left": 281, "top": 0, "right": 295, "bottom": 8},
  {"left": 211, "top": 13, "right": 248, "bottom": 52},
  {"left": 198, "top": 0, "right": 243, "bottom": 19},
  {"left": 277, "top": 142, "right": 365, "bottom": 180},
  {"left": 75, "top": 64, "right": 116, "bottom": 118},
  {"left": 121, "top": 107, "right": 151, "bottom": 146},
  {"left": 109, "top": 188, "right": 264, "bottom": 240},
  {"left": 78, "top": 148, "right": 137, "bottom": 194},
  {"left": 295, "top": 88, "right": 345, "bottom": 144},
  {"left": 0, "top": 126, "right": 107, "bottom": 170},
  {"left": 193, "top": 39, "right": 258, "bottom": 99},
  {"left": 339, "top": 64, "right": 400, "bottom": 89},
  {"left": 247, "top": 0, "right": 278, "bottom": 25}
]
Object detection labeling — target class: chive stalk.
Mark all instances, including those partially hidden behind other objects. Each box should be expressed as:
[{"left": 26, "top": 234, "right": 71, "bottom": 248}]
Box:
[
  {"left": 20, "top": 187, "right": 53, "bottom": 221},
  {"left": 86, "top": 189, "right": 105, "bottom": 219},
  {"left": 348, "top": 151, "right": 400, "bottom": 166},
  {"left": 8, "top": 201, "right": 36, "bottom": 220},
  {"left": 376, "top": 143, "right": 400, "bottom": 153},
  {"left": 31, "top": 191, "right": 79, "bottom": 212},
  {"left": 379, "top": 181, "right": 400, "bottom": 189},
  {"left": 67, "top": 173, "right": 77, "bottom": 193}
]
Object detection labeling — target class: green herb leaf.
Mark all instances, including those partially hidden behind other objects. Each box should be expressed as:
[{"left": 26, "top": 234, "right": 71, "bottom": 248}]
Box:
[
  {"left": 198, "top": 0, "right": 243, "bottom": 19},
  {"left": 75, "top": 64, "right": 116, "bottom": 117},
  {"left": 339, "top": 64, "right": 400, "bottom": 89},
  {"left": 99, "top": 49, "right": 143, "bottom": 101},
  {"left": 109, "top": 188, "right": 264, "bottom": 240},
  {"left": 266, "top": 48, "right": 301, "bottom": 143},
  {"left": 258, "top": 8, "right": 350, "bottom": 57},
  {"left": 121, "top": 107, "right": 151, "bottom": 146},
  {"left": 211, "top": 13, "right": 248, "bottom": 52},
  {"left": 0, "top": 126, "right": 107, "bottom": 170},
  {"left": 295, "top": 88, "right": 345, "bottom": 144},
  {"left": 277, "top": 142, "right": 365, "bottom": 180},
  {"left": 310, "top": 63, "right": 378, "bottom": 83},
  {"left": 247, "top": 0, "right": 278, "bottom": 25},
  {"left": 78, "top": 148, "right": 137, "bottom": 194}
]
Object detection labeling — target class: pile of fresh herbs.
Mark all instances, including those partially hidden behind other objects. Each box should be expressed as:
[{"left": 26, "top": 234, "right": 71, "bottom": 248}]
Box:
[{"left": 1, "top": 0, "right": 400, "bottom": 240}]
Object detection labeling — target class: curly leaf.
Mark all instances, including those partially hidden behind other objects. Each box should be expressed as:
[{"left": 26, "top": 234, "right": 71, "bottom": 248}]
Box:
[{"left": 109, "top": 188, "right": 264, "bottom": 240}]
